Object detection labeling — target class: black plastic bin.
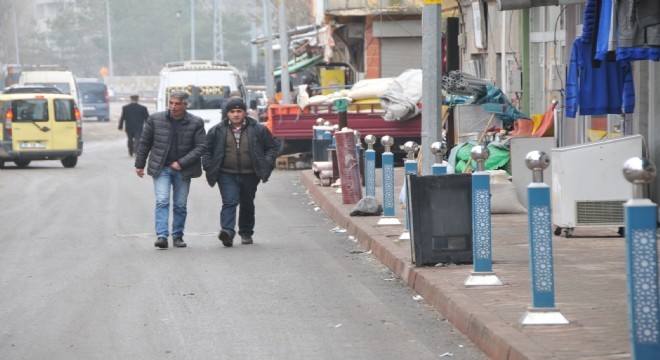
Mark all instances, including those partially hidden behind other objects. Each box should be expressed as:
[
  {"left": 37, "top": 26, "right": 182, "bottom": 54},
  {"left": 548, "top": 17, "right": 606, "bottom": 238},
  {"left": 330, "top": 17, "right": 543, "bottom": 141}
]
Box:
[{"left": 407, "top": 173, "right": 473, "bottom": 266}]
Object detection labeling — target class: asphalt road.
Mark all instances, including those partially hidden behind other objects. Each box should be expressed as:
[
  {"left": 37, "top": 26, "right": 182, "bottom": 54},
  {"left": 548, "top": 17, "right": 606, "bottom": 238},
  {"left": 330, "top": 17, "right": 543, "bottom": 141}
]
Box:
[{"left": 0, "top": 102, "right": 487, "bottom": 359}]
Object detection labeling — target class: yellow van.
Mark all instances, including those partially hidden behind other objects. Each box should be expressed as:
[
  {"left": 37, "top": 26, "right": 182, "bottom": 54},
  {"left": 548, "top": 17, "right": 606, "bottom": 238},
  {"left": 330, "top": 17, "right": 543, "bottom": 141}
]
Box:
[{"left": 0, "top": 92, "right": 83, "bottom": 168}]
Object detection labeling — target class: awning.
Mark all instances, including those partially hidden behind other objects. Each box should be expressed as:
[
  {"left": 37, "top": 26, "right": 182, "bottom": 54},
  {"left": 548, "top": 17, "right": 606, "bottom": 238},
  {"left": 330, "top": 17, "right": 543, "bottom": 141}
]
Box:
[{"left": 273, "top": 54, "right": 324, "bottom": 77}]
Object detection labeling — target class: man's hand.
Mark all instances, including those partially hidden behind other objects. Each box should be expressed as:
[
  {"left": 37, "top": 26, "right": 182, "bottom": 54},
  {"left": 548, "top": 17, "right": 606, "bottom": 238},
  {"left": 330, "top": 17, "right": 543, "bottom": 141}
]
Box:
[
  {"left": 170, "top": 161, "right": 182, "bottom": 171},
  {"left": 136, "top": 168, "right": 144, "bottom": 178}
]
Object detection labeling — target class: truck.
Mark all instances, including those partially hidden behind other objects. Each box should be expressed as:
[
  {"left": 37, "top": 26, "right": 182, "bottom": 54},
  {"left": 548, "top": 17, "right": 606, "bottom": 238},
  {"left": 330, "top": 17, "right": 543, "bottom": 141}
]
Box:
[
  {"left": 265, "top": 102, "right": 422, "bottom": 160},
  {"left": 157, "top": 60, "right": 247, "bottom": 130}
]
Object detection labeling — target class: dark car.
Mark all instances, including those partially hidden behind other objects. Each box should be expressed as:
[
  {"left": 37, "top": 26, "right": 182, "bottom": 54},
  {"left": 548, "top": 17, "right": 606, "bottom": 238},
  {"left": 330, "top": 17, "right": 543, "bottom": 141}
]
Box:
[
  {"left": 3, "top": 85, "right": 63, "bottom": 94},
  {"left": 78, "top": 81, "right": 110, "bottom": 122}
]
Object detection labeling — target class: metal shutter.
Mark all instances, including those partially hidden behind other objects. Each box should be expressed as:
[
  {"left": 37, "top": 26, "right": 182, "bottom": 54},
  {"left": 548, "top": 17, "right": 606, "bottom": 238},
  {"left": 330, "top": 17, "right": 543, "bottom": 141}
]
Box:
[{"left": 380, "top": 37, "right": 422, "bottom": 78}]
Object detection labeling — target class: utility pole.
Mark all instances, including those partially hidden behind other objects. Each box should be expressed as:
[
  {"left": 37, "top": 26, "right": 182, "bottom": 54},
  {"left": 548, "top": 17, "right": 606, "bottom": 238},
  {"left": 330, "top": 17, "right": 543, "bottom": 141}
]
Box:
[
  {"left": 12, "top": 3, "right": 20, "bottom": 63},
  {"left": 213, "top": 0, "right": 224, "bottom": 61},
  {"left": 250, "top": 0, "right": 258, "bottom": 68},
  {"left": 263, "top": 0, "right": 275, "bottom": 100},
  {"left": 420, "top": 0, "right": 443, "bottom": 175},
  {"left": 190, "top": 0, "right": 196, "bottom": 60},
  {"left": 105, "top": 0, "right": 113, "bottom": 87},
  {"left": 278, "top": 0, "right": 291, "bottom": 104}
]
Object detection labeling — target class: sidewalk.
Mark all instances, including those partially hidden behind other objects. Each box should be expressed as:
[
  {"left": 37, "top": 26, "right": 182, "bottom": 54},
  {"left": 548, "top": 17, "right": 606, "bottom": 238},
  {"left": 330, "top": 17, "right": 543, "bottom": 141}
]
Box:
[{"left": 300, "top": 167, "right": 631, "bottom": 360}]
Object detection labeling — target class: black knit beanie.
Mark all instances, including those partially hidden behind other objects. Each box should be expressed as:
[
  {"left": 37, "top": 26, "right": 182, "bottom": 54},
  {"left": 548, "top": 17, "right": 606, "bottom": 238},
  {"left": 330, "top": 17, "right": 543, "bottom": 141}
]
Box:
[{"left": 225, "top": 97, "right": 247, "bottom": 112}]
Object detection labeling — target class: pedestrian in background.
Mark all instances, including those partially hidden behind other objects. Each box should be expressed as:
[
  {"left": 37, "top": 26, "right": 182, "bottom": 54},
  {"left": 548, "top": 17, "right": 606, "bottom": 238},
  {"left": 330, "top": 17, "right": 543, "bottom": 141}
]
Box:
[
  {"left": 202, "top": 97, "right": 279, "bottom": 247},
  {"left": 118, "top": 94, "right": 149, "bottom": 157},
  {"left": 135, "top": 91, "right": 206, "bottom": 249}
]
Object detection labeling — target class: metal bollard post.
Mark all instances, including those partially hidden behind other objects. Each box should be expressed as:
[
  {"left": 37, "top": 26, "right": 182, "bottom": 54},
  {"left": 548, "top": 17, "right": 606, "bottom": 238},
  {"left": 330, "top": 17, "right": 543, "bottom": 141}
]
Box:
[
  {"left": 399, "top": 141, "right": 418, "bottom": 240},
  {"left": 622, "top": 157, "right": 660, "bottom": 359},
  {"left": 378, "top": 135, "right": 401, "bottom": 226},
  {"left": 431, "top": 141, "right": 448, "bottom": 175},
  {"left": 520, "top": 151, "right": 569, "bottom": 325},
  {"left": 364, "top": 135, "right": 377, "bottom": 197},
  {"left": 465, "top": 145, "right": 503, "bottom": 287}
]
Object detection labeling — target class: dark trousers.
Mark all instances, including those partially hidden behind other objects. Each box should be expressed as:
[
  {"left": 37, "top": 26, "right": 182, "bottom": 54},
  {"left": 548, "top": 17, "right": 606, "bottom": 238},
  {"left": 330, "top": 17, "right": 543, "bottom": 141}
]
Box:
[
  {"left": 126, "top": 131, "right": 141, "bottom": 156},
  {"left": 217, "top": 172, "right": 260, "bottom": 237}
]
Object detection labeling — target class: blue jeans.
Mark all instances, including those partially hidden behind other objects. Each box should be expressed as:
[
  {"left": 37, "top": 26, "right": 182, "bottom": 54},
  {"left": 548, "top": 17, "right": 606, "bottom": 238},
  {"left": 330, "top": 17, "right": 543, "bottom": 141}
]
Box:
[
  {"left": 153, "top": 166, "right": 191, "bottom": 238},
  {"left": 218, "top": 172, "right": 260, "bottom": 237}
]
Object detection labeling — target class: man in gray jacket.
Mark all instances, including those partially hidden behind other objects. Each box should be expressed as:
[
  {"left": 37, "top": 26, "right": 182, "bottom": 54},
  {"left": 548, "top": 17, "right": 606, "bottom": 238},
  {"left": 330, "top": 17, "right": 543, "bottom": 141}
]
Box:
[
  {"left": 202, "top": 97, "right": 279, "bottom": 247},
  {"left": 135, "top": 91, "right": 206, "bottom": 249}
]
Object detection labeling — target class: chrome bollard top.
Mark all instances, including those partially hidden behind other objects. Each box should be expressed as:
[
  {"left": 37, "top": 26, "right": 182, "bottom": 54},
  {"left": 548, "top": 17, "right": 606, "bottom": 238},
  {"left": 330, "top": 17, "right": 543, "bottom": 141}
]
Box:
[
  {"left": 525, "top": 150, "right": 550, "bottom": 171},
  {"left": 470, "top": 145, "right": 490, "bottom": 172},
  {"left": 623, "top": 157, "right": 656, "bottom": 184},
  {"left": 332, "top": 124, "right": 339, "bottom": 132},
  {"left": 404, "top": 141, "right": 419, "bottom": 160},
  {"left": 365, "top": 134, "right": 376, "bottom": 151},
  {"left": 323, "top": 120, "right": 331, "bottom": 126},
  {"left": 430, "top": 141, "right": 447, "bottom": 156},
  {"left": 470, "top": 145, "right": 490, "bottom": 161},
  {"left": 431, "top": 141, "right": 447, "bottom": 164},
  {"left": 381, "top": 135, "right": 394, "bottom": 152},
  {"left": 316, "top": 118, "right": 324, "bottom": 126}
]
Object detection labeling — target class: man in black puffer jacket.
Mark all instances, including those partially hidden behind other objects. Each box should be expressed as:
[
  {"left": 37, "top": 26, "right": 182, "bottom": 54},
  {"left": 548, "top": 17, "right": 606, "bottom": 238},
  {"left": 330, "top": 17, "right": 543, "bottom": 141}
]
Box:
[
  {"left": 135, "top": 91, "right": 206, "bottom": 249},
  {"left": 202, "top": 97, "right": 279, "bottom": 247}
]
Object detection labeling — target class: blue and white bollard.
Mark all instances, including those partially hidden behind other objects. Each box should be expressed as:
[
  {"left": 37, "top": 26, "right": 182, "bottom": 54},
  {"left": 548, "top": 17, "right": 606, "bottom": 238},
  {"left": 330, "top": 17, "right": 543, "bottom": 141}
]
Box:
[
  {"left": 622, "top": 157, "right": 660, "bottom": 359},
  {"left": 364, "top": 135, "right": 377, "bottom": 198},
  {"left": 431, "top": 141, "right": 448, "bottom": 175},
  {"left": 399, "top": 141, "right": 418, "bottom": 241},
  {"left": 465, "top": 146, "right": 503, "bottom": 287},
  {"left": 520, "top": 151, "right": 569, "bottom": 325},
  {"left": 378, "top": 135, "right": 401, "bottom": 226}
]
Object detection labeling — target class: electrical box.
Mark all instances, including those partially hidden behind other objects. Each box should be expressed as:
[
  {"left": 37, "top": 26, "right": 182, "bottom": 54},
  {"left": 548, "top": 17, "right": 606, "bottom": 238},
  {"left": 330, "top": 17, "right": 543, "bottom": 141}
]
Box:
[
  {"left": 509, "top": 69, "right": 523, "bottom": 92},
  {"left": 551, "top": 135, "right": 643, "bottom": 237}
]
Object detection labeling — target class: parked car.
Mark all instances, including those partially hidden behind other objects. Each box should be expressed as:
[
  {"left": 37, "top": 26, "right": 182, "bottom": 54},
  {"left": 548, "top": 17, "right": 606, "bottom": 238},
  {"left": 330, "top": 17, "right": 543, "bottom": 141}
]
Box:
[
  {"left": 0, "top": 92, "right": 83, "bottom": 168},
  {"left": 77, "top": 80, "right": 110, "bottom": 122},
  {"left": 3, "top": 85, "right": 62, "bottom": 94}
]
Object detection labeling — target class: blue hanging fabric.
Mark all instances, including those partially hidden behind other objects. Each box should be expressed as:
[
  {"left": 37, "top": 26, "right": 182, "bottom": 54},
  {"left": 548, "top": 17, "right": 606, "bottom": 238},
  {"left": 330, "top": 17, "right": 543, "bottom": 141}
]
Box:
[{"left": 565, "top": 0, "right": 635, "bottom": 118}]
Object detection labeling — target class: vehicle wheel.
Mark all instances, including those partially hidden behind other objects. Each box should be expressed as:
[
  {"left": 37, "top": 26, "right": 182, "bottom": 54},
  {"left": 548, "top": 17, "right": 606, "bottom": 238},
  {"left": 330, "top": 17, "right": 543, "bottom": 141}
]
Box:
[
  {"left": 0, "top": 160, "right": 5, "bottom": 169},
  {"left": 564, "top": 228, "right": 574, "bottom": 238},
  {"left": 14, "top": 160, "right": 31, "bottom": 168},
  {"left": 61, "top": 156, "right": 78, "bottom": 168},
  {"left": 554, "top": 227, "right": 562, "bottom": 236},
  {"left": 617, "top": 227, "right": 625, "bottom": 237}
]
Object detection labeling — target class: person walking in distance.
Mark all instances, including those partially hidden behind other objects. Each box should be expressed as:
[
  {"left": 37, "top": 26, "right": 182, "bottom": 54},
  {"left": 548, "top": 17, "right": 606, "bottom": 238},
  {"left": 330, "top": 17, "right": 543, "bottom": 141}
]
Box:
[
  {"left": 118, "top": 94, "right": 149, "bottom": 156},
  {"left": 202, "top": 97, "right": 279, "bottom": 246},
  {"left": 135, "top": 91, "right": 206, "bottom": 249}
]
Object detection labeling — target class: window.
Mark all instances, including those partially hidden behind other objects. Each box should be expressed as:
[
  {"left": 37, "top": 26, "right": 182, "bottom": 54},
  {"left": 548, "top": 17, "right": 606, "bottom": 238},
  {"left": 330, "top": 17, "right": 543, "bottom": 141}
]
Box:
[
  {"left": 54, "top": 99, "right": 75, "bottom": 121},
  {"left": 13, "top": 99, "right": 48, "bottom": 122}
]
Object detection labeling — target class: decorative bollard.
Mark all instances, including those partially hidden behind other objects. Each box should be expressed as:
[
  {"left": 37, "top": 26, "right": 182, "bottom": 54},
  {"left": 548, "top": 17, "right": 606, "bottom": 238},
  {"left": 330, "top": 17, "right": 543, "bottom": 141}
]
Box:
[
  {"left": 465, "top": 145, "right": 503, "bottom": 287},
  {"left": 431, "top": 141, "right": 448, "bottom": 175},
  {"left": 399, "top": 141, "right": 418, "bottom": 241},
  {"left": 334, "top": 128, "right": 363, "bottom": 204},
  {"left": 520, "top": 151, "right": 569, "bottom": 325},
  {"left": 364, "top": 135, "right": 377, "bottom": 197},
  {"left": 378, "top": 135, "right": 401, "bottom": 226},
  {"left": 622, "top": 157, "right": 660, "bottom": 359}
]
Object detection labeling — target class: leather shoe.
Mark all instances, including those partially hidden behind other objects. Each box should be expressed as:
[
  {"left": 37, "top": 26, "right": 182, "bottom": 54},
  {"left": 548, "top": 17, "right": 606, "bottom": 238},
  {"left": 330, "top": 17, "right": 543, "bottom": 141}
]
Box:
[
  {"left": 173, "top": 236, "right": 187, "bottom": 248},
  {"left": 240, "top": 235, "right": 253, "bottom": 245},
  {"left": 154, "top": 237, "right": 168, "bottom": 249},
  {"left": 218, "top": 230, "right": 234, "bottom": 247}
]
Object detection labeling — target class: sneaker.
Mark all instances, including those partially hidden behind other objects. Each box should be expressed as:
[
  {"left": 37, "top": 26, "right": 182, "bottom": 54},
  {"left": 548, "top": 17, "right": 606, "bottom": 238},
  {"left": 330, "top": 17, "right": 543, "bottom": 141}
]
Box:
[
  {"left": 173, "top": 236, "right": 187, "bottom": 248},
  {"left": 218, "top": 230, "right": 234, "bottom": 247},
  {"left": 240, "top": 235, "right": 253, "bottom": 245},
  {"left": 154, "top": 236, "right": 168, "bottom": 249}
]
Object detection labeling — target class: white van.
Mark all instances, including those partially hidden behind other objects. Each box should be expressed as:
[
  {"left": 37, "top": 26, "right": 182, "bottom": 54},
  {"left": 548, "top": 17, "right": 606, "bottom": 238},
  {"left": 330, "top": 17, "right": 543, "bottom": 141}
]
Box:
[
  {"left": 157, "top": 60, "right": 246, "bottom": 130},
  {"left": 18, "top": 65, "right": 82, "bottom": 115}
]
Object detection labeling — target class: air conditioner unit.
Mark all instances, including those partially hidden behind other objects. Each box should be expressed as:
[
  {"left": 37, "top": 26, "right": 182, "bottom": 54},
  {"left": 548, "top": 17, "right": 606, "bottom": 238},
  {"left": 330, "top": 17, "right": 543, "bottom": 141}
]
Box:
[{"left": 551, "top": 135, "right": 643, "bottom": 237}]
